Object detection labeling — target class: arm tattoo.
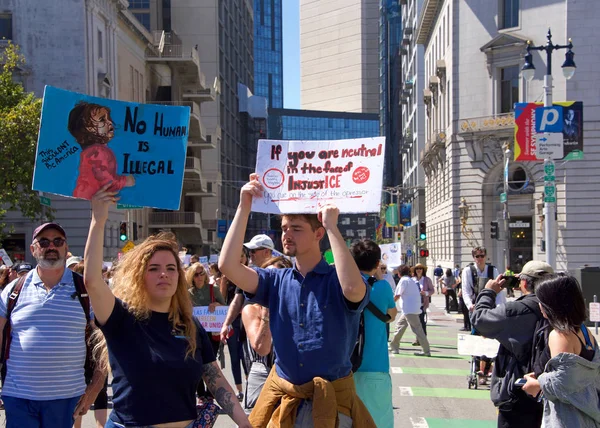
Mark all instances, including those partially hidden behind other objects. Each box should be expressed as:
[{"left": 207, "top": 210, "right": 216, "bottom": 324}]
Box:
[
  {"left": 202, "top": 362, "right": 221, "bottom": 390},
  {"left": 202, "top": 362, "right": 236, "bottom": 416},
  {"left": 214, "top": 387, "right": 235, "bottom": 416}
]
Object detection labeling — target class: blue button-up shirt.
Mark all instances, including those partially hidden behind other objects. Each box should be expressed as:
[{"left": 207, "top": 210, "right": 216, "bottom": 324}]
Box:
[{"left": 248, "top": 258, "right": 369, "bottom": 385}]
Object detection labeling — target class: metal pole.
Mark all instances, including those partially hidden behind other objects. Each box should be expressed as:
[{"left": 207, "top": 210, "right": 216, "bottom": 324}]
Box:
[
  {"left": 543, "top": 71, "right": 557, "bottom": 267},
  {"left": 503, "top": 145, "right": 511, "bottom": 272},
  {"left": 595, "top": 295, "right": 598, "bottom": 335}
]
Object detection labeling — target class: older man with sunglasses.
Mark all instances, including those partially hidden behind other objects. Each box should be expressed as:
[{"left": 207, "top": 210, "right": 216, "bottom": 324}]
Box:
[
  {"left": 243, "top": 234, "right": 274, "bottom": 267},
  {"left": 0, "top": 223, "right": 100, "bottom": 427}
]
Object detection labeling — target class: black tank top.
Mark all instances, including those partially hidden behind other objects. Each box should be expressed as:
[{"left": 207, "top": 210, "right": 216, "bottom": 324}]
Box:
[{"left": 577, "top": 326, "right": 595, "bottom": 361}]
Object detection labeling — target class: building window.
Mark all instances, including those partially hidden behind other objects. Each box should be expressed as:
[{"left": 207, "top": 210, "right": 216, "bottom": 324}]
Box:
[
  {"left": 133, "top": 13, "right": 151, "bottom": 31},
  {"left": 500, "top": 65, "right": 519, "bottom": 113},
  {"left": 97, "top": 30, "right": 103, "bottom": 59},
  {"left": 0, "top": 14, "right": 12, "bottom": 40},
  {"left": 500, "top": 0, "right": 519, "bottom": 29},
  {"left": 129, "top": 0, "right": 150, "bottom": 8},
  {"left": 341, "top": 217, "right": 350, "bottom": 225},
  {"left": 357, "top": 217, "right": 366, "bottom": 225}
]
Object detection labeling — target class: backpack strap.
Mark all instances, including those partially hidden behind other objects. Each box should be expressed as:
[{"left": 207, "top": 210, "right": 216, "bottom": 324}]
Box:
[
  {"left": 1, "top": 275, "right": 28, "bottom": 363},
  {"left": 71, "top": 272, "right": 90, "bottom": 323},
  {"left": 365, "top": 276, "right": 392, "bottom": 323}
]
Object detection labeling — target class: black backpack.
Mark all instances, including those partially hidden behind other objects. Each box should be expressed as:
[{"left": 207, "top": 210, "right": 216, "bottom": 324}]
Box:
[
  {"left": 522, "top": 298, "right": 551, "bottom": 378},
  {"left": 469, "top": 264, "right": 495, "bottom": 299},
  {"left": 351, "top": 277, "right": 392, "bottom": 372}
]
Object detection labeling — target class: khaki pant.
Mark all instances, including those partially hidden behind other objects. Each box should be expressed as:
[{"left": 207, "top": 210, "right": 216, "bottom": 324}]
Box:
[{"left": 390, "top": 313, "right": 430, "bottom": 353}]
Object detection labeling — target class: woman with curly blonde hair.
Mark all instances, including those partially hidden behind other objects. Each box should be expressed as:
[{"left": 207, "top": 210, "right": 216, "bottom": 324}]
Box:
[{"left": 84, "top": 184, "right": 251, "bottom": 428}]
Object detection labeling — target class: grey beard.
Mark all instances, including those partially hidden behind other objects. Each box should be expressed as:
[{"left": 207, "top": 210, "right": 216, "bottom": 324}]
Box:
[{"left": 36, "top": 256, "right": 66, "bottom": 269}]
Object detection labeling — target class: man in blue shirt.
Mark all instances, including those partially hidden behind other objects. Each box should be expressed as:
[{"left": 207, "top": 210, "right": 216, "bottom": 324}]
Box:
[
  {"left": 350, "top": 240, "right": 397, "bottom": 428},
  {"left": 219, "top": 174, "right": 375, "bottom": 427}
]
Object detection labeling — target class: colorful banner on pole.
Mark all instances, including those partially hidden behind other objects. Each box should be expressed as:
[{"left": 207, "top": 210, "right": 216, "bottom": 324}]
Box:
[
  {"left": 380, "top": 243, "right": 402, "bottom": 267},
  {"left": 252, "top": 137, "right": 386, "bottom": 214},
  {"left": 400, "top": 202, "right": 412, "bottom": 226},
  {"left": 32, "top": 86, "right": 190, "bottom": 210},
  {"left": 514, "top": 101, "right": 584, "bottom": 161},
  {"left": 385, "top": 204, "right": 399, "bottom": 227}
]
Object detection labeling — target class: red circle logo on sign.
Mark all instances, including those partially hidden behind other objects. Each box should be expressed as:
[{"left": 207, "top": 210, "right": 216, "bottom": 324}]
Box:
[
  {"left": 352, "top": 166, "right": 370, "bottom": 184},
  {"left": 263, "top": 168, "right": 284, "bottom": 189}
]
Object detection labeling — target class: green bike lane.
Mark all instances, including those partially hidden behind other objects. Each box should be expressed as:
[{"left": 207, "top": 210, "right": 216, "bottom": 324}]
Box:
[{"left": 391, "top": 295, "right": 497, "bottom": 427}]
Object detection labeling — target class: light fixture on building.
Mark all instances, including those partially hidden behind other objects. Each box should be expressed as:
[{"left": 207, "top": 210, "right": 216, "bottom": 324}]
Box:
[{"left": 459, "top": 197, "right": 478, "bottom": 247}]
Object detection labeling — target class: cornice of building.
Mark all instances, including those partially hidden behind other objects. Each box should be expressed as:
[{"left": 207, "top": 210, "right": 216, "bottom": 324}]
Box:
[{"left": 416, "top": 0, "right": 442, "bottom": 46}]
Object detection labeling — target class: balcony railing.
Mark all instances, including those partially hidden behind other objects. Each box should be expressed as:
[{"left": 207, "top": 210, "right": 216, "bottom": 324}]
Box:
[{"left": 459, "top": 112, "right": 515, "bottom": 134}]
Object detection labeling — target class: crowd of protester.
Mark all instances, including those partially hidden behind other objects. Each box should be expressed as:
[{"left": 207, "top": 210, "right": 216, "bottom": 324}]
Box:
[{"left": 0, "top": 175, "right": 597, "bottom": 428}]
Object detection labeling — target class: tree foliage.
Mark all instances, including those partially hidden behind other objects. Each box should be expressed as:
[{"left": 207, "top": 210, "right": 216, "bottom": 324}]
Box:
[{"left": 0, "top": 42, "right": 50, "bottom": 239}]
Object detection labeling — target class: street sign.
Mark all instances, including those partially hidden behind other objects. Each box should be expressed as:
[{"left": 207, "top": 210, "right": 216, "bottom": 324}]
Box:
[
  {"left": 544, "top": 197, "right": 556, "bottom": 203},
  {"left": 121, "top": 240, "right": 135, "bottom": 253},
  {"left": 509, "top": 222, "right": 531, "bottom": 228},
  {"left": 500, "top": 192, "right": 507, "bottom": 203},
  {"left": 544, "top": 163, "right": 555, "bottom": 175},
  {"left": 544, "top": 185, "right": 556, "bottom": 198},
  {"left": 40, "top": 196, "right": 51, "bottom": 207},
  {"left": 406, "top": 249, "right": 413, "bottom": 257},
  {"left": 543, "top": 175, "right": 555, "bottom": 182},
  {"left": 536, "top": 132, "right": 563, "bottom": 160},
  {"left": 590, "top": 302, "right": 600, "bottom": 322},
  {"left": 117, "top": 204, "right": 143, "bottom": 210}
]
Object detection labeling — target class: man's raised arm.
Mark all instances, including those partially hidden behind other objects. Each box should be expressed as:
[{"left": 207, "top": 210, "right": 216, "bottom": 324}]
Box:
[
  {"left": 319, "top": 204, "right": 366, "bottom": 303},
  {"left": 218, "top": 174, "right": 261, "bottom": 294}
]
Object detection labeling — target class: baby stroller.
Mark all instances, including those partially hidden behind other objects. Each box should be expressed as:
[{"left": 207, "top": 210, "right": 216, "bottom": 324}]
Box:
[{"left": 457, "top": 333, "right": 500, "bottom": 389}]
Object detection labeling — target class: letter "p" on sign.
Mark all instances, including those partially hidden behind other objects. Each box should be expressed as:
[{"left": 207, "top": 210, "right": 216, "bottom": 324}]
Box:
[{"left": 535, "top": 106, "right": 563, "bottom": 133}]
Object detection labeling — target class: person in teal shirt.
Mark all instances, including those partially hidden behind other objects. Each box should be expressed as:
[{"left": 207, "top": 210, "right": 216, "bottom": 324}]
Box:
[{"left": 350, "top": 240, "right": 398, "bottom": 428}]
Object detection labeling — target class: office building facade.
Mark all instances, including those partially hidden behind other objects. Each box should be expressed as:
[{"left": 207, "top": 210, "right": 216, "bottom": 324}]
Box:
[
  {"left": 300, "top": 0, "right": 380, "bottom": 113},
  {"left": 379, "top": 0, "right": 403, "bottom": 190},
  {"left": 254, "top": 0, "right": 284, "bottom": 108},
  {"left": 398, "top": 0, "right": 427, "bottom": 265}
]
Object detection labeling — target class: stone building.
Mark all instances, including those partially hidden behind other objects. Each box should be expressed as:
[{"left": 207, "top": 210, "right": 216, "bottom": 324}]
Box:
[{"left": 417, "top": 0, "right": 600, "bottom": 272}]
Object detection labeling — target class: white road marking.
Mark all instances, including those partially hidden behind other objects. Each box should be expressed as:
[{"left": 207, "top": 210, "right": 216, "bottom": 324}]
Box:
[
  {"left": 398, "top": 386, "right": 413, "bottom": 396},
  {"left": 391, "top": 367, "right": 403, "bottom": 374},
  {"left": 410, "top": 417, "right": 429, "bottom": 428}
]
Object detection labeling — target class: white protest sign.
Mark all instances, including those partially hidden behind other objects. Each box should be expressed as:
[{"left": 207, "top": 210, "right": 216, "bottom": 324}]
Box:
[
  {"left": 252, "top": 137, "right": 386, "bottom": 214},
  {"left": 380, "top": 243, "right": 402, "bottom": 267},
  {"left": 457, "top": 334, "right": 500, "bottom": 358},
  {"left": 193, "top": 306, "right": 229, "bottom": 332},
  {"left": 0, "top": 249, "right": 13, "bottom": 267},
  {"left": 590, "top": 302, "right": 600, "bottom": 323}
]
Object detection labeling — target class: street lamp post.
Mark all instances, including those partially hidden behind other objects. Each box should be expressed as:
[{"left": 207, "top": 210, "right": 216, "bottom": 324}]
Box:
[
  {"left": 521, "top": 28, "right": 576, "bottom": 268},
  {"left": 503, "top": 142, "right": 512, "bottom": 271}
]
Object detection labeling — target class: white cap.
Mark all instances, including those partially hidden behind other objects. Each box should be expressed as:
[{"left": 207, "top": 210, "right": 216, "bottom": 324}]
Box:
[
  {"left": 66, "top": 256, "right": 83, "bottom": 267},
  {"left": 243, "top": 234, "right": 274, "bottom": 250}
]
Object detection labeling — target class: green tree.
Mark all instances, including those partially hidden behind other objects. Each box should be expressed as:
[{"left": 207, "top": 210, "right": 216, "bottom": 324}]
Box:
[{"left": 0, "top": 42, "right": 50, "bottom": 240}]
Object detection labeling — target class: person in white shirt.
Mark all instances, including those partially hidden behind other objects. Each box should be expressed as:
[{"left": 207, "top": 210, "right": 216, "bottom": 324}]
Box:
[
  {"left": 460, "top": 246, "right": 505, "bottom": 384},
  {"left": 389, "top": 265, "right": 430, "bottom": 357},
  {"left": 461, "top": 246, "right": 506, "bottom": 312}
]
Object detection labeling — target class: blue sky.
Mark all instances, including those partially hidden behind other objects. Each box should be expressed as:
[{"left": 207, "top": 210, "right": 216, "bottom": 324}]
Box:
[{"left": 282, "top": 0, "right": 301, "bottom": 109}]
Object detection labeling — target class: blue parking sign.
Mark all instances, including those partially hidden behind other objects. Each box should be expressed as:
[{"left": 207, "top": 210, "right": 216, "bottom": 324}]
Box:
[{"left": 535, "top": 106, "right": 563, "bottom": 133}]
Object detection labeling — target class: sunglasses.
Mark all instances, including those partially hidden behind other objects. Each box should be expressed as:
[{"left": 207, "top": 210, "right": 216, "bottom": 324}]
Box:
[
  {"left": 195, "top": 271, "right": 206, "bottom": 276},
  {"left": 249, "top": 248, "right": 265, "bottom": 254},
  {"left": 36, "top": 238, "right": 66, "bottom": 248},
  {"left": 474, "top": 255, "right": 486, "bottom": 259}
]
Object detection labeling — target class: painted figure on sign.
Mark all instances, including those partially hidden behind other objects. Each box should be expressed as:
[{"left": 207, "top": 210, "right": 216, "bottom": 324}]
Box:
[{"left": 68, "top": 102, "right": 135, "bottom": 199}]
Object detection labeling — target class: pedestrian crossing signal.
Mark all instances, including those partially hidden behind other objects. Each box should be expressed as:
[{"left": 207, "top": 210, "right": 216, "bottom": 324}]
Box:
[
  {"left": 419, "top": 249, "right": 429, "bottom": 258},
  {"left": 119, "top": 222, "right": 128, "bottom": 241},
  {"left": 490, "top": 221, "right": 499, "bottom": 240}
]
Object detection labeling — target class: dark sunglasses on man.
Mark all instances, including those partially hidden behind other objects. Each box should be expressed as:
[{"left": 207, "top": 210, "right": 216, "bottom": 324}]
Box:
[
  {"left": 249, "top": 248, "right": 266, "bottom": 254},
  {"left": 36, "top": 238, "right": 66, "bottom": 248}
]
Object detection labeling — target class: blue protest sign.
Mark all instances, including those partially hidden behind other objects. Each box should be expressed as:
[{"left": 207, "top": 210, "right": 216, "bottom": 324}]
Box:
[{"left": 32, "top": 86, "right": 189, "bottom": 210}]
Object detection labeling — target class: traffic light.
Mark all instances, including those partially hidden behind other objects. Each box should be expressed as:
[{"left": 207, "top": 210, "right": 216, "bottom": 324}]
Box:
[
  {"left": 119, "top": 222, "right": 128, "bottom": 241},
  {"left": 418, "top": 220, "right": 427, "bottom": 240},
  {"left": 419, "top": 249, "right": 429, "bottom": 258},
  {"left": 490, "top": 221, "right": 499, "bottom": 240}
]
